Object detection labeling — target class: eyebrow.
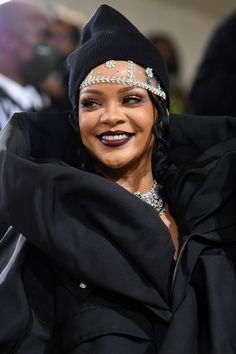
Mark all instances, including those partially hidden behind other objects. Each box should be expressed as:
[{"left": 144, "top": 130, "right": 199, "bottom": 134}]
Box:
[{"left": 80, "top": 86, "right": 140, "bottom": 96}]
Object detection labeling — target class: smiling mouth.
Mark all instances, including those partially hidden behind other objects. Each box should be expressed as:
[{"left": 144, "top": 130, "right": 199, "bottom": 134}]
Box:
[{"left": 97, "top": 131, "right": 134, "bottom": 147}]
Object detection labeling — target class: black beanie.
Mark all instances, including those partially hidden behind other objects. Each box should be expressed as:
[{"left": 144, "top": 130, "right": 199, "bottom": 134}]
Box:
[{"left": 67, "top": 4, "right": 169, "bottom": 109}]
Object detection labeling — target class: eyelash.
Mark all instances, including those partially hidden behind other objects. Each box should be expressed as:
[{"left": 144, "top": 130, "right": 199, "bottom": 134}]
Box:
[
  {"left": 123, "top": 95, "right": 143, "bottom": 104},
  {"left": 80, "top": 98, "right": 99, "bottom": 108},
  {"left": 80, "top": 95, "right": 143, "bottom": 109}
]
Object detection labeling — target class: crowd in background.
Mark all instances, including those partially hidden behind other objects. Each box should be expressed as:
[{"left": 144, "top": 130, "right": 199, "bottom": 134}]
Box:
[
  {"left": 0, "top": 0, "right": 235, "bottom": 130},
  {"left": 0, "top": 0, "right": 84, "bottom": 130}
]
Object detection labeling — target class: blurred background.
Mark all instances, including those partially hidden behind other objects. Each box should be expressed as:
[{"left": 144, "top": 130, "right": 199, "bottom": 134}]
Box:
[
  {"left": 0, "top": 0, "right": 235, "bottom": 119},
  {"left": 17, "top": 0, "right": 234, "bottom": 91}
]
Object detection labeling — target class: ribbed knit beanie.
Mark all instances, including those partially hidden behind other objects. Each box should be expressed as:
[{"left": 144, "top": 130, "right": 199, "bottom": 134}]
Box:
[{"left": 67, "top": 4, "right": 169, "bottom": 109}]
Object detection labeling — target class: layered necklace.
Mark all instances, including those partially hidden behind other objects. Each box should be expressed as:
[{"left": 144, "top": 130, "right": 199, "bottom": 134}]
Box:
[{"left": 133, "top": 180, "right": 165, "bottom": 215}]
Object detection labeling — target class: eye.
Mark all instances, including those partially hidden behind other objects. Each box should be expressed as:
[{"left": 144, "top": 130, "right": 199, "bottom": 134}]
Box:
[
  {"left": 123, "top": 95, "right": 143, "bottom": 105},
  {"left": 80, "top": 98, "right": 101, "bottom": 109}
]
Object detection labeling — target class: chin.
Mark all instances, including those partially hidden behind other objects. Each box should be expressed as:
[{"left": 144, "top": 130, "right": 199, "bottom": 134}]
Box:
[
  {"left": 96, "top": 158, "right": 130, "bottom": 172},
  {"left": 104, "top": 162, "right": 127, "bottom": 170}
]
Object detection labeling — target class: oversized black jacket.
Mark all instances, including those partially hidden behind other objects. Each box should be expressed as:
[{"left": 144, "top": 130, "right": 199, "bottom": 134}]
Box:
[
  {"left": 0, "top": 112, "right": 236, "bottom": 353},
  {"left": 187, "top": 11, "right": 236, "bottom": 116}
]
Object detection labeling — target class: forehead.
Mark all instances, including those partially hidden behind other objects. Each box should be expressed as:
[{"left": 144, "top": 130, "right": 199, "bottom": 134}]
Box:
[
  {"left": 79, "top": 60, "right": 166, "bottom": 100},
  {"left": 84, "top": 60, "right": 147, "bottom": 81}
]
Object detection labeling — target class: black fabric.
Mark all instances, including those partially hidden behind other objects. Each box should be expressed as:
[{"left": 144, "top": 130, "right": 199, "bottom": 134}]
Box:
[
  {"left": 0, "top": 112, "right": 236, "bottom": 353},
  {"left": 187, "top": 11, "right": 236, "bottom": 116},
  {"left": 67, "top": 4, "right": 169, "bottom": 109},
  {"left": 0, "top": 113, "right": 174, "bottom": 310}
]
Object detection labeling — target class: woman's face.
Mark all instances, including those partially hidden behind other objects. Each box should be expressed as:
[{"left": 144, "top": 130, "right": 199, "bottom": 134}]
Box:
[{"left": 78, "top": 61, "right": 157, "bottom": 176}]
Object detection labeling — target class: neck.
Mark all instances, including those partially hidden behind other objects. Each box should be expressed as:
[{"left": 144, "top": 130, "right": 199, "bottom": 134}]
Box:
[
  {"left": 96, "top": 161, "right": 155, "bottom": 194},
  {"left": 115, "top": 172, "right": 155, "bottom": 194}
]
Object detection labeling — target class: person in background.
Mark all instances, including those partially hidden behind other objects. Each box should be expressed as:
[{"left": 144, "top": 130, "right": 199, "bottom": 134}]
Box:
[
  {"left": 0, "top": 0, "right": 57, "bottom": 129},
  {"left": 0, "top": 0, "right": 58, "bottom": 235},
  {"left": 148, "top": 33, "right": 186, "bottom": 113},
  {"left": 40, "top": 4, "right": 84, "bottom": 112},
  {"left": 187, "top": 10, "right": 236, "bottom": 116}
]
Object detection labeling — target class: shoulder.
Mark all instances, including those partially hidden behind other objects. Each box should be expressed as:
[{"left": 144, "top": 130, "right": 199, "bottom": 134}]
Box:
[{"left": 169, "top": 114, "right": 236, "bottom": 166}]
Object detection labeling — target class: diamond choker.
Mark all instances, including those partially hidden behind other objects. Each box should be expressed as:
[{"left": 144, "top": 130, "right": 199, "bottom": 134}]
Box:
[
  {"left": 80, "top": 60, "right": 167, "bottom": 101},
  {"left": 133, "top": 181, "right": 165, "bottom": 215}
]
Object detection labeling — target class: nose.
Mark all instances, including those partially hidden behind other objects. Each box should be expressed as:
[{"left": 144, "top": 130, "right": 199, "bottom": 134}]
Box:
[{"left": 100, "top": 102, "right": 125, "bottom": 126}]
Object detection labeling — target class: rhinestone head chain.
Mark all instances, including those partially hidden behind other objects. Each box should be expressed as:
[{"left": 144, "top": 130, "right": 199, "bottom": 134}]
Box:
[{"left": 79, "top": 60, "right": 166, "bottom": 101}]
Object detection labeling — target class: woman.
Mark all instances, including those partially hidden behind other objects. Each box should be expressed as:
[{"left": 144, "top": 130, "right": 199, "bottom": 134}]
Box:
[
  {"left": 77, "top": 59, "right": 179, "bottom": 258},
  {"left": 1, "top": 4, "right": 236, "bottom": 354}
]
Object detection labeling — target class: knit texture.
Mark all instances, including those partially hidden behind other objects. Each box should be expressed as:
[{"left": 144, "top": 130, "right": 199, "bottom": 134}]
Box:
[{"left": 67, "top": 4, "right": 169, "bottom": 109}]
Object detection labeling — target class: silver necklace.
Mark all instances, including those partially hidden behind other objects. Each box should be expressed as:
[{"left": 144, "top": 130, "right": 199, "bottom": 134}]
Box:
[{"left": 133, "top": 181, "right": 165, "bottom": 215}]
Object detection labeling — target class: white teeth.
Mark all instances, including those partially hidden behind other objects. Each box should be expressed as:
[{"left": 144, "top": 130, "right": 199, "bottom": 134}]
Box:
[{"left": 101, "top": 134, "right": 129, "bottom": 141}]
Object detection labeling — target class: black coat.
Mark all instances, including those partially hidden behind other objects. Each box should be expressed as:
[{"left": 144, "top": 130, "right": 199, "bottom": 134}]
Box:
[
  {"left": 187, "top": 11, "right": 236, "bottom": 116},
  {"left": 0, "top": 112, "right": 236, "bottom": 353}
]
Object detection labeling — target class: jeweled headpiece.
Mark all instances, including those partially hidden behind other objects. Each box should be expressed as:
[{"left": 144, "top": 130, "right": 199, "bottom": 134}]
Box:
[
  {"left": 67, "top": 4, "right": 169, "bottom": 108},
  {"left": 80, "top": 60, "right": 167, "bottom": 100}
]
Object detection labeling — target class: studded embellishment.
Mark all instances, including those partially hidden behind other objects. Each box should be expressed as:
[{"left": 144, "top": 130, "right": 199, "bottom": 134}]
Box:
[
  {"left": 146, "top": 67, "right": 153, "bottom": 78},
  {"left": 127, "top": 60, "right": 135, "bottom": 80},
  {"left": 105, "top": 60, "right": 116, "bottom": 68},
  {"left": 79, "top": 282, "right": 87, "bottom": 289},
  {"left": 133, "top": 181, "right": 165, "bottom": 215},
  {"left": 80, "top": 60, "right": 166, "bottom": 100}
]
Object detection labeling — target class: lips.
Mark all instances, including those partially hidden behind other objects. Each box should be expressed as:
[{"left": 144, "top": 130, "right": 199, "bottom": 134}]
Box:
[{"left": 97, "top": 131, "right": 134, "bottom": 147}]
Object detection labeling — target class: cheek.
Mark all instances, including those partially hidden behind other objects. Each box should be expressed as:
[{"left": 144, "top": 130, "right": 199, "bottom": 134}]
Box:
[
  {"left": 79, "top": 112, "right": 89, "bottom": 131},
  {"left": 136, "top": 107, "right": 156, "bottom": 134},
  {"left": 138, "top": 100, "right": 156, "bottom": 122},
  {"left": 79, "top": 114, "right": 97, "bottom": 147}
]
